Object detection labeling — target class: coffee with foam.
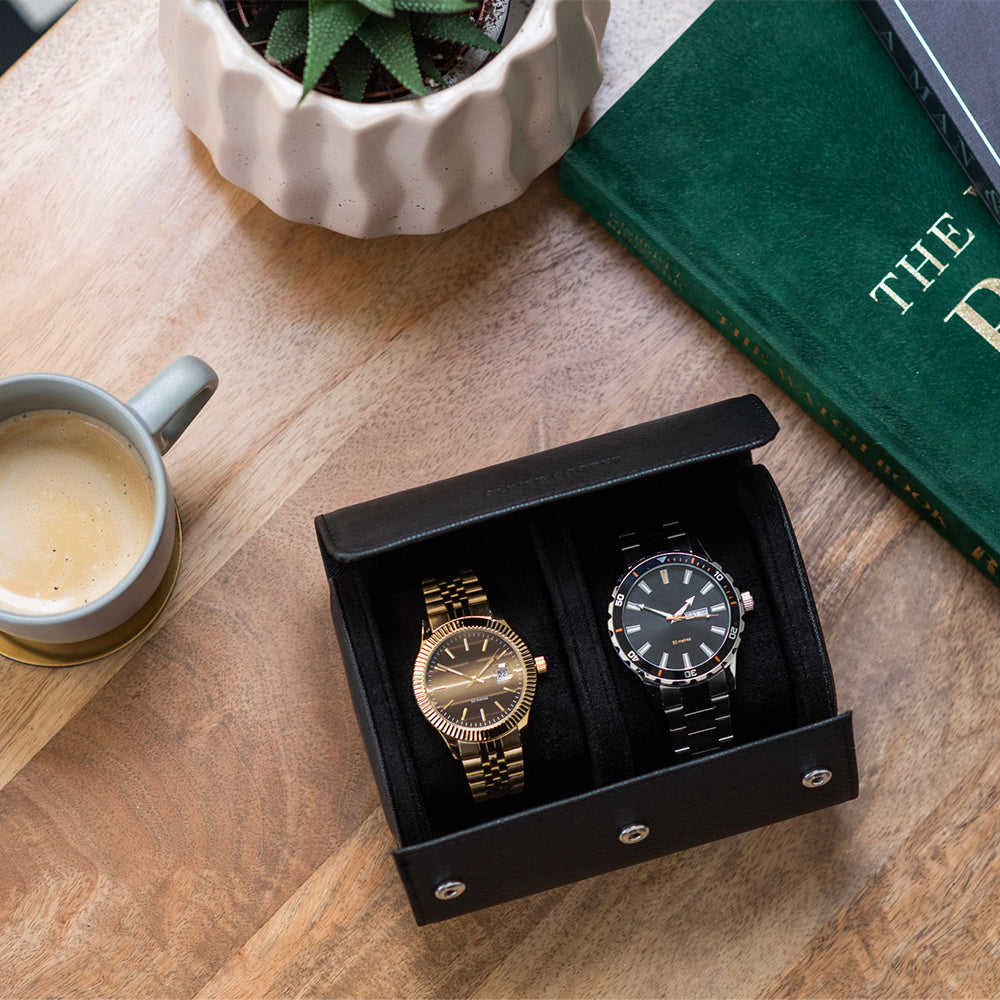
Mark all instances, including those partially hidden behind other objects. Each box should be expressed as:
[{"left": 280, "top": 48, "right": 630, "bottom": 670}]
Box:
[{"left": 0, "top": 410, "right": 156, "bottom": 615}]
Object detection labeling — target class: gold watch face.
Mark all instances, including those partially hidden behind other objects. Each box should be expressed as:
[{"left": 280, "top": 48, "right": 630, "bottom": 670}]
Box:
[{"left": 413, "top": 617, "right": 537, "bottom": 743}]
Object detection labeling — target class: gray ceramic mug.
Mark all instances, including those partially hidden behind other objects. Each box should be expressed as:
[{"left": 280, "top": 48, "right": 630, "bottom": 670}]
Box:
[{"left": 0, "top": 356, "right": 218, "bottom": 644}]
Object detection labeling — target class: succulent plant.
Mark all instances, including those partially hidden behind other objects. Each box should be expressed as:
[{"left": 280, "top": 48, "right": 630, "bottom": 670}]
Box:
[{"left": 242, "top": 0, "right": 504, "bottom": 101}]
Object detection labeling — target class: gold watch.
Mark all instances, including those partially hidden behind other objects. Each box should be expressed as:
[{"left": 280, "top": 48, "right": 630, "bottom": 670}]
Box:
[{"left": 412, "top": 571, "right": 546, "bottom": 802}]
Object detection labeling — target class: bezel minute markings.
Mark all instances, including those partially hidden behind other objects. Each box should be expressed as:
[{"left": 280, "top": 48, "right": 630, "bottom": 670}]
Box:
[
  {"left": 413, "top": 616, "right": 538, "bottom": 743},
  {"left": 608, "top": 551, "right": 746, "bottom": 686}
]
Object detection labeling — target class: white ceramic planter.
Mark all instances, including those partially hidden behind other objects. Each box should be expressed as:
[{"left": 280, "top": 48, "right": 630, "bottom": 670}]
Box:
[{"left": 158, "top": 0, "right": 610, "bottom": 237}]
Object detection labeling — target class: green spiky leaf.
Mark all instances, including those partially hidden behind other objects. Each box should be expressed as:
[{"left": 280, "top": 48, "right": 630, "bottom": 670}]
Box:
[
  {"left": 252, "top": 0, "right": 506, "bottom": 101},
  {"left": 359, "top": 0, "right": 396, "bottom": 15},
  {"left": 416, "top": 46, "right": 445, "bottom": 87},
  {"left": 266, "top": 4, "right": 309, "bottom": 63},
  {"left": 411, "top": 10, "right": 502, "bottom": 52},
  {"left": 357, "top": 9, "right": 426, "bottom": 96},
  {"left": 396, "top": 0, "right": 477, "bottom": 12},
  {"left": 333, "top": 35, "right": 376, "bottom": 101},
  {"left": 302, "top": 0, "right": 369, "bottom": 97}
]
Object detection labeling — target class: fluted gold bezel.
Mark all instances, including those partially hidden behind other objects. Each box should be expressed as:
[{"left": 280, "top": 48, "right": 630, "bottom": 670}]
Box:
[{"left": 412, "top": 616, "right": 538, "bottom": 744}]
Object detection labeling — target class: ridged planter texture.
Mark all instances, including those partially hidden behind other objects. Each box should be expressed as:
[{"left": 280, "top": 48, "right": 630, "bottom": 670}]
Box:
[{"left": 158, "top": 0, "right": 610, "bottom": 237}]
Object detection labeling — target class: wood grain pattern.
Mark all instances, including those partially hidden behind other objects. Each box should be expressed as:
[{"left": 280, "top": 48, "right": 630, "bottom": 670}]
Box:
[{"left": 2, "top": 0, "right": 999, "bottom": 995}]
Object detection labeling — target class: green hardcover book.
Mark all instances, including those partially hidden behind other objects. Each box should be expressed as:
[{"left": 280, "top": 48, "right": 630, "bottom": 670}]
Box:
[{"left": 559, "top": 0, "right": 1000, "bottom": 587}]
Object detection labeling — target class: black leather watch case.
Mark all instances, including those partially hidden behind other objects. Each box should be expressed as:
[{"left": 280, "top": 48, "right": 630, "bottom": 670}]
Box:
[{"left": 315, "top": 395, "right": 858, "bottom": 924}]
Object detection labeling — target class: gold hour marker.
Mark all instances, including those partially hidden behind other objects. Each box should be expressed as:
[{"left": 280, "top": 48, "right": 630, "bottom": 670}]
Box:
[
  {"left": 444, "top": 647, "right": 455, "bottom": 659},
  {"left": 480, "top": 708, "right": 487, "bottom": 721},
  {"left": 494, "top": 700, "right": 505, "bottom": 711},
  {"left": 461, "top": 707, "right": 468, "bottom": 720},
  {"left": 481, "top": 639, "right": 489, "bottom": 651}
]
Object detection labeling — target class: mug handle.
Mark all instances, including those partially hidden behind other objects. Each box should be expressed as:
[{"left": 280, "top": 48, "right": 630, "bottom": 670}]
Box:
[{"left": 127, "top": 356, "right": 219, "bottom": 455}]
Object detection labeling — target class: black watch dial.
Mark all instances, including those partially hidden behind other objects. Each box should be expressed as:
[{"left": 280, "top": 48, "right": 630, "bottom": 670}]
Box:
[
  {"left": 609, "top": 552, "right": 744, "bottom": 685},
  {"left": 423, "top": 627, "right": 527, "bottom": 729}
]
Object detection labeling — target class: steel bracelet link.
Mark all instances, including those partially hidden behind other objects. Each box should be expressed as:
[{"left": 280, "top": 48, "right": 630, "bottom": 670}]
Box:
[{"left": 659, "top": 670, "right": 734, "bottom": 757}]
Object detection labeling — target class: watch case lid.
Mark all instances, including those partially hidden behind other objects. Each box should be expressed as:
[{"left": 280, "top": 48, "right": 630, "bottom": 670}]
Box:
[{"left": 317, "top": 395, "right": 778, "bottom": 563}]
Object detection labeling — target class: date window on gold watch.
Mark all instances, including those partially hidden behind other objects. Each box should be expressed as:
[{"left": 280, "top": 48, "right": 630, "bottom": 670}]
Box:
[{"left": 496, "top": 664, "right": 511, "bottom": 681}]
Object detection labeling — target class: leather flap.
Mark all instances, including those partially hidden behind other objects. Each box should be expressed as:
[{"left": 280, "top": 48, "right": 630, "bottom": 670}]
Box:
[
  {"left": 393, "top": 712, "right": 857, "bottom": 925},
  {"left": 318, "top": 394, "right": 778, "bottom": 562}
]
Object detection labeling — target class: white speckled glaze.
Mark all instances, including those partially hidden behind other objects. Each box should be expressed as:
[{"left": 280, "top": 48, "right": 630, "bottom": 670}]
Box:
[{"left": 158, "top": 0, "right": 610, "bottom": 237}]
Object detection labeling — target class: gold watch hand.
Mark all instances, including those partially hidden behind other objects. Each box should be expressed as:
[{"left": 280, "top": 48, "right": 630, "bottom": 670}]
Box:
[
  {"left": 474, "top": 654, "right": 502, "bottom": 678},
  {"left": 435, "top": 665, "right": 486, "bottom": 684}
]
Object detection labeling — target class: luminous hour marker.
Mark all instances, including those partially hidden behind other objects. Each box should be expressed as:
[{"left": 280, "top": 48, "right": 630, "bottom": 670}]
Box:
[
  {"left": 463, "top": 636, "right": 469, "bottom": 651},
  {"left": 637, "top": 642, "right": 652, "bottom": 657},
  {"left": 710, "top": 625, "right": 727, "bottom": 636},
  {"left": 660, "top": 569, "right": 670, "bottom": 585},
  {"left": 659, "top": 652, "right": 668, "bottom": 669},
  {"left": 637, "top": 580, "right": 652, "bottom": 594},
  {"left": 700, "top": 582, "right": 714, "bottom": 595},
  {"left": 683, "top": 569, "right": 693, "bottom": 585},
  {"left": 700, "top": 643, "right": 714, "bottom": 657},
  {"left": 682, "top": 652, "right": 692, "bottom": 669},
  {"left": 711, "top": 603, "right": 726, "bottom": 613},
  {"left": 625, "top": 624, "right": 642, "bottom": 634},
  {"left": 626, "top": 601, "right": 642, "bottom": 611}
]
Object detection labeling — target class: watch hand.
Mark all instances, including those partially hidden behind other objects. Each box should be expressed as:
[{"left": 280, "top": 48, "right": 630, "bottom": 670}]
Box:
[
  {"left": 637, "top": 604, "right": 691, "bottom": 622},
  {"left": 435, "top": 665, "right": 486, "bottom": 684},
  {"left": 433, "top": 678, "right": 485, "bottom": 691},
  {"left": 475, "top": 655, "right": 501, "bottom": 678},
  {"left": 671, "top": 595, "right": 696, "bottom": 618}
]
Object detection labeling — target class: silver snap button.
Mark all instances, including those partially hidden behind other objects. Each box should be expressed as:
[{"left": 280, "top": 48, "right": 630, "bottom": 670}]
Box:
[
  {"left": 434, "top": 880, "right": 466, "bottom": 901},
  {"left": 619, "top": 823, "right": 650, "bottom": 845},
  {"left": 802, "top": 768, "right": 833, "bottom": 788}
]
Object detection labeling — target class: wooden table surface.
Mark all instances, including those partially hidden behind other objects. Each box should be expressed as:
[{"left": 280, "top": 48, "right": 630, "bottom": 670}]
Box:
[{"left": 2, "top": 0, "right": 999, "bottom": 996}]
